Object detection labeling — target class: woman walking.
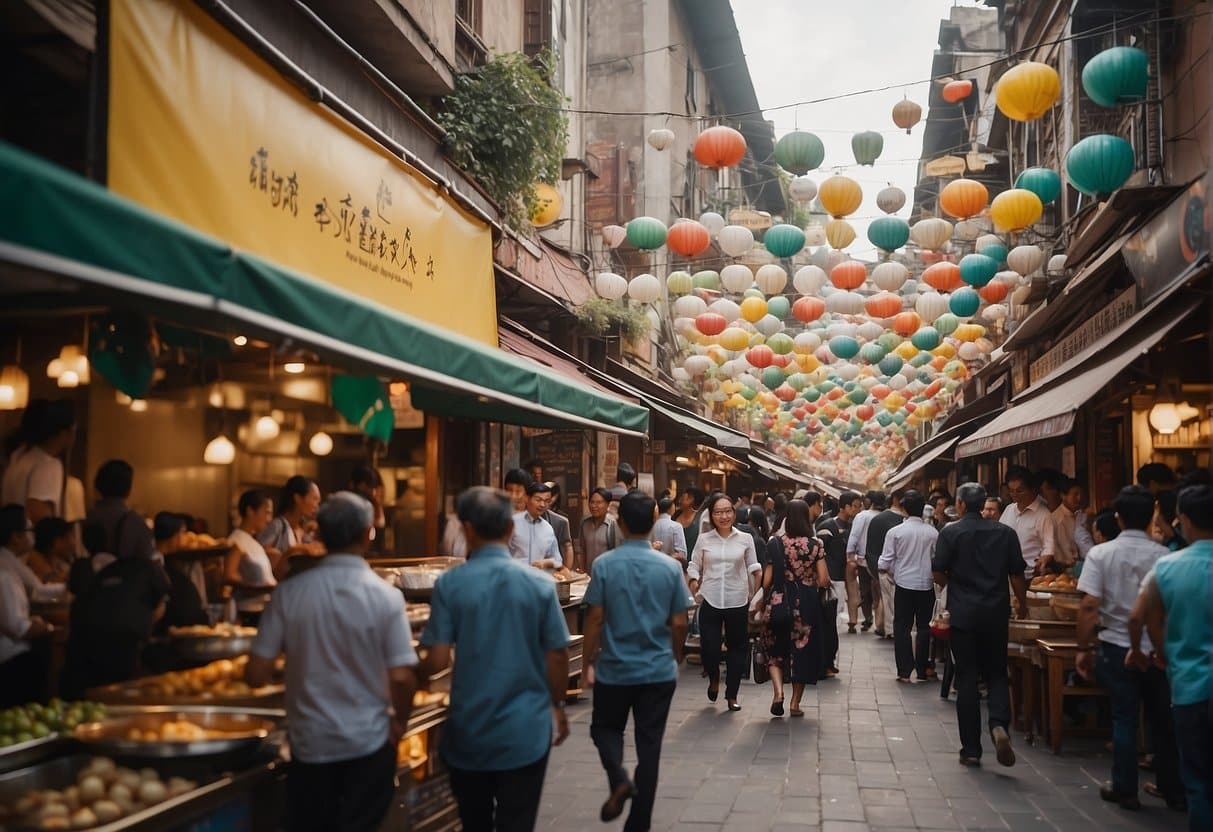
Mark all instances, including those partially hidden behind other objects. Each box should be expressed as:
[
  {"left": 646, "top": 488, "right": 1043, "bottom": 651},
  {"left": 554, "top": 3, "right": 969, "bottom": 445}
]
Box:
[
  {"left": 688, "top": 494, "right": 761, "bottom": 711},
  {"left": 759, "top": 499, "right": 829, "bottom": 717}
]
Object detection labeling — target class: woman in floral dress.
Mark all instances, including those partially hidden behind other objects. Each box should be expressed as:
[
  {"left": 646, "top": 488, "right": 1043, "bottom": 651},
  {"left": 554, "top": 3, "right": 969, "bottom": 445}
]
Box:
[{"left": 759, "top": 498, "right": 830, "bottom": 716}]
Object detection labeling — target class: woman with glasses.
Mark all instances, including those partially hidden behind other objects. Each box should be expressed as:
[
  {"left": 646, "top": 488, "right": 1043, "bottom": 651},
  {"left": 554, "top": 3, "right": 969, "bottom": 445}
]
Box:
[{"left": 687, "top": 495, "right": 761, "bottom": 711}]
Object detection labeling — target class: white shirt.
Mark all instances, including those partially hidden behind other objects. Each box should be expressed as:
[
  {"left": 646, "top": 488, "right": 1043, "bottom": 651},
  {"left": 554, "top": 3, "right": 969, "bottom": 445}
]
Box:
[
  {"left": 651, "top": 515, "right": 688, "bottom": 560},
  {"left": 0, "top": 547, "right": 43, "bottom": 596},
  {"left": 878, "top": 516, "right": 939, "bottom": 591},
  {"left": 1000, "top": 498, "right": 1057, "bottom": 574},
  {"left": 1, "top": 446, "right": 64, "bottom": 515},
  {"left": 230, "top": 528, "right": 277, "bottom": 612},
  {"left": 847, "top": 509, "right": 879, "bottom": 560},
  {"left": 1051, "top": 504, "right": 1091, "bottom": 566},
  {"left": 0, "top": 566, "right": 32, "bottom": 664},
  {"left": 509, "top": 511, "right": 561, "bottom": 567},
  {"left": 440, "top": 514, "right": 468, "bottom": 560},
  {"left": 687, "top": 527, "right": 760, "bottom": 610},
  {"left": 1076, "top": 530, "right": 1168, "bottom": 651}
]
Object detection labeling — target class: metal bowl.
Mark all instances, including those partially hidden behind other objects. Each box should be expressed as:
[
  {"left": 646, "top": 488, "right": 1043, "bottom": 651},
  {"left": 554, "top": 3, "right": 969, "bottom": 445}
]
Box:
[
  {"left": 170, "top": 634, "right": 256, "bottom": 663},
  {"left": 72, "top": 708, "right": 279, "bottom": 758}
]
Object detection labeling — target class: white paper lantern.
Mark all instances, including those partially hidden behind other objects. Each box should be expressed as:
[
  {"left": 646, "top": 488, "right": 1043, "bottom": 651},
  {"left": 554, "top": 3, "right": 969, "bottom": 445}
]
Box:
[
  {"left": 793, "top": 265, "right": 828, "bottom": 295},
  {"left": 825, "top": 249, "right": 848, "bottom": 272},
  {"left": 673, "top": 295, "right": 708, "bottom": 318},
  {"left": 826, "top": 291, "right": 864, "bottom": 315},
  {"left": 718, "top": 225, "right": 755, "bottom": 257},
  {"left": 910, "top": 218, "right": 953, "bottom": 250},
  {"left": 755, "top": 264, "right": 788, "bottom": 295},
  {"left": 672, "top": 368, "right": 691, "bottom": 383},
  {"left": 1011, "top": 283, "right": 1033, "bottom": 304},
  {"left": 872, "top": 261, "right": 909, "bottom": 292},
  {"left": 953, "top": 219, "right": 983, "bottom": 241},
  {"left": 627, "top": 273, "right": 662, "bottom": 303},
  {"left": 857, "top": 322, "right": 884, "bottom": 341},
  {"left": 901, "top": 278, "right": 919, "bottom": 295},
  {"left": 915, "top": 290, "right": 950, "bottom": 321},
  {"left": 834, "top": 362, "right": 861, "bottom": 381},
  {"left": 804, "top": 225, "right": 828, "bottom": 247},
  {"left": 602, "top": 225, "right": 626, "bottom": 249},
  {"left": 673, "top": 317, "right": 698, "bottom": 336},
  {"left": 789, "top": 177, "right": 818, "bottom": 202},
  {"left": 995, "top": 270, "right": 1020, "bottom": 287},
  {"left": 699, "top": 211, "right": 726, "bottom": 237},
  {"left": 684, "top": 355, "right": 713, "bottom": 376},
  {"left": 755, "top": 315, "right": 784, "bottom": 337},
  {"left": 709, "top": 298, "right": 741, "bottom": 322},
  {"left": 958, "top": 342, "right": 982, "bottom": 361},
  {"left": 887, "top": 374, "right": 908, "bottom": 390},
  {"left": 826, "top": 322, "right": 859, "bottom": 339},
  {"left": 1047, "top": 254, "right": 1067, "bottom": 274},
  {"left": 721, "top": 263, "right": 754, "bottom": 293},
  {"left": 976, "top": 234, "right": 1004, "bottom": 254},
  {"left": 794, "top": 332, "right": 822, "bottom": 353},
  {"left": 595, "top": 271, "right": 627, "bottom": 300},
  {"left": 647, "top": 128, "right": 675, "bottom": 151},
  {"left": 1007, "top": 245, "right": 1044, "bottom": 277},
  {"left": 876, "top": 185, "right": 906, "bottom": 214},
  {"left": 982, "top": 303, "right": 1009, "bottom": 322}
]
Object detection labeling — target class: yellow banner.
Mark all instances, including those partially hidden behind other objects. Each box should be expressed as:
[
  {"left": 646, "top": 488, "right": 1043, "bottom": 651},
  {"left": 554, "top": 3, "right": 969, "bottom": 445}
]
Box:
[{"left": 107, "top": 0, "right": 497, "bottom": 345}]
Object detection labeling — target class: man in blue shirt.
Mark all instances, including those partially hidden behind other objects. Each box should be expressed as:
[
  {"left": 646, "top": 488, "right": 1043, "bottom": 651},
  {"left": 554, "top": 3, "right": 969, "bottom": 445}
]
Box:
[
  {"left": 509, "top": 481, "right": 563, "bottom": 571},
  {"left": 420, "top": 487, "right": 570, "bottom": 832},
  {"left": 1130, "top": 484, "right": 1213, "bottom": 831},
  {"left": 583, "top": 491, "right": 693, "bottom": 830}
]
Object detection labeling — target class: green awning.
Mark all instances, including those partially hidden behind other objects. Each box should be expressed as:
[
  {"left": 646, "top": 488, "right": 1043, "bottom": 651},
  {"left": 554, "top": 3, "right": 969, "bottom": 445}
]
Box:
[{"left": 0, "top": 142, "right": 648, "bottom": 437}]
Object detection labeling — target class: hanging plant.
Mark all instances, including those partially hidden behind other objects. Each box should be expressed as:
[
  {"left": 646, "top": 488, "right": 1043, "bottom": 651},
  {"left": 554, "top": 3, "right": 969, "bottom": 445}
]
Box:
[
  {"left": 437, "top": 51, "right": 570, "bottom": 231},
  {"left": 573, "top": 298, "right": 651, "bottom": 340}
]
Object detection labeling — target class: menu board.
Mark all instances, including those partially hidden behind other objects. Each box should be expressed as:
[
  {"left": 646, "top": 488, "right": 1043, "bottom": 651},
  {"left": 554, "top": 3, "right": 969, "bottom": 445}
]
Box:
[{"left": 528, "top": 430, "right": 587, "bottom": 523}]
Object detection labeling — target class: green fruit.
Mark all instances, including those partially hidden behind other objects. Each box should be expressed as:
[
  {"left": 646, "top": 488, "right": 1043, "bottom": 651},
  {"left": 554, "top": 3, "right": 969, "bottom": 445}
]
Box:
[
  {"left": 31, "top": 722, "right": 49, "bottom": 738},
  {"left": 14, "top": 731, "right": 32, "bottom": 744},
  {"left": 0, "top": 735, "right": 13, "bottom": 747},
  {"left": 12, "top": 714, "right": 31, "bottom": 732}
]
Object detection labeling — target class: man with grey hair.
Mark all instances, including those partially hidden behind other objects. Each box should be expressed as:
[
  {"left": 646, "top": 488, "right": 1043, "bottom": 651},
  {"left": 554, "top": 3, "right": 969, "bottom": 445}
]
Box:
[
  {"left": 248, "top": 491, "right": 418, "bottom": 832},
  {"left": 933, "top": 483, "right": 1027, "bottom": 769},
  {"left": 421, "top": 486, "right": 570, "bottom": 831}
]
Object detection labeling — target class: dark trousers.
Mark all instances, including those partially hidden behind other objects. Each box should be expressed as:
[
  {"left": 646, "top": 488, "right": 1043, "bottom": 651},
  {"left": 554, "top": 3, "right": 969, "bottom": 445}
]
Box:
[
  {"left": 591, "top": 680, "right": 677, "bottom": 832},
  {"left": 447, "top": 752, "right": 549, "bottom": 832},
  {"left": 698, "top": 602, "right": 749, "bottom": 700},
  {"left": 857, "top": 566, "right": 874, "bottom": 623},
  {"left": 950, "top": 622, "right": 1011, "bottom": 759},
  {"left": 1095, "top": 643, "right": 1183, "bottom": 799},
  {"left": 893, "top": 586, "right": 935, "bottom": 680},
  {"left": 285, "top": 743, "right": 396, "bottom": 832},
  {"left": 821, "top": 596, "right": 840, "bottom": 672},
  {"left": 1173, "top": 700, "right": 1213, "bottom": 831}
]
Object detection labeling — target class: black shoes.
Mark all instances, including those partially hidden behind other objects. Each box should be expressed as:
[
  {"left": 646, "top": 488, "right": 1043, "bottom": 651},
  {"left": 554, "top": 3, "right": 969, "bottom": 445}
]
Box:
[
  {"left": 1100, "top": 786, "right": 1141, "bottom": 811},
  {"left": 958, "top": 752, "right": 981, "bottom": 767},
  {"left": 707, "top": 681, "right": 719, "bottom": 702},
  {"left": 991, "top": 726, "right": 1016, "bottom": 767},
  {"left": 600, "top": 780, "right": 635, "bottom": 821}
]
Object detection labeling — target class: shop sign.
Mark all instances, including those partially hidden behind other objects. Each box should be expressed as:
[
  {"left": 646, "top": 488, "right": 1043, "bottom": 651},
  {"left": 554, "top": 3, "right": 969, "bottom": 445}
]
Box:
[
  {"left": 727, "top": 208, "right": 773, "bottom": 231},
  {"left": 1122, "top": 176, "right": 1210, "bottom": 304},
  {"left": 107, "top": 0, "right": 497, "bottom": 345},
  {"left": 923, "top": 156, "right": 967, "bottom": 177},
  {"left": 957, "top": 413, "right": 1076, "bottom": 458},
  {"left": 1028, "top": 286, "right": 1137, "bottom": 385}
]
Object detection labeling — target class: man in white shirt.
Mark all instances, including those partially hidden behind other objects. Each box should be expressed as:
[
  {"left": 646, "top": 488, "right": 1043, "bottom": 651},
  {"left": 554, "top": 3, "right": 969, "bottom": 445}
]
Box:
[
  {"left": 999, "top": 467, "right": 1057, "bottom": 577},
  {"left": 1052, "top": 478, "right": 1095, "bottom": 566},
  {"left": 846, "top": 491, "right": 884, "bottom": 633},
  {"left": 1075, "top": 485, "right": 1183, "bottom": 811},
  {"left": 1, "top": 400, "right": 76, "bottom": 523},
  {"left": 509, "top": 482, "right": 563, "bottom": 572},
  {"left": 0, "top": 505, "right": 52, "bottom": 707},
  {"left": 879, "top": 491, "right": 939, "bottom": 683}
]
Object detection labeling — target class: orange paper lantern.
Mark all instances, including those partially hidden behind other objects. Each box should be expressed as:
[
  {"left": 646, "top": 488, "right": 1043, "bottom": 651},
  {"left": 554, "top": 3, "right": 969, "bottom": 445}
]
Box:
[
  {"left": 922, "top": 262, "right": 964, "bottom": 292},
  {"left": 942, "top": 79, "right": 973, "bottom": 103},
  {"left": 695, "top": 312, "right": 727, "bottom": 336},
  {"left": 693, "top": 126, "right": 747, "bottom": 169},
  {"left": 979, "top": 281, "right": 1009, "bottom": 303},
  {"left": 818, "top": 176, "right": 863, "bottom": 218},
  {"left": 666, "top": 221, "right": 711, "bottom": 257},
  {"left": 864, "top": 291, "right": 902, "bottom": 319},
  {"left": 746, "top": 345, "right": 775, "bottom": 368},
  {"left": 939, "top": 178, "right": 989, "bottom": 220},
  {"left": 792, "top": 296, "right": 826, "bottom": 323},
  {"left": 892, "top": 311, "right": 922, "bottom": 337},
  {"left": 830, "top": 261, "right": 867, "bottom": 290}
]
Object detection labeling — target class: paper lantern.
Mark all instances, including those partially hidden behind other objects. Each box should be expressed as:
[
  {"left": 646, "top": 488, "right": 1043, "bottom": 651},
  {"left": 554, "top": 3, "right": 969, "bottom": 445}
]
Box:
[
  {"left": 203, "top": 435, "right": 236, "bottom": 465},
  {"left": 684, "top": 355, "right": 713, "bottom": 376},
  {"left": 718, "top": 327, "right": 751, "bottom": 352},
  {"left": 710, "top": 298, "right": 741, "bottom": 321},
  {"left": 755, "top": 315, "right": 784, "bottom": 337},
  {"left": 915, "top": 291, "right": 950, "bottom": 321},
  {"left": 892, "top": 311, "right": 921, "bottom": 337},
  {"left": 940, "top": 178, "right": 989, "bottom": 219},
  {"left": 666, "top": 220, "right": 711, "bottom": 257},
  {"left": 1082, "top": 46, "right": 1149, "bottom": 108},
  {"left": 626, "top": 216, "right": 667, "bottom": 250},
  {"left": 698, "top": 212, "right": 726, "bottom": 238},
  {"left": 942, "top": 79, "right": 973, "bottom": 103},
  {"left": 953, "top": 219, "right": 983, "bottom": 241},
  {"left": 766, "top": 296, "right": 790, "bottom": 320},
  {"left": 1015, "top": 167, "right": 1062, "bottom": 205},
  {"left": 602, "top": 224, "right": 626, "bottom": 248},
  {"left": 673, "top": 295, "right": 707, "bottom": 317},
  {"left": 828, "top": 336, "right": 860, "bottom": 360},
  {"left": 989, "top": 189, "right": 1043, "bottom": 232},
  {"left": 747, "top": 345, "right": 775, "bottom": 368},
  {"left": 910, "top": 217, "right": 954, "bottom": 250},
  {"left": 666, "top": 270, "right": 693, "bottom": 296},
  {"left": 693, "top": 125, "right": 747, "bottom": 168},
  {"left": 954, "top": 323, "right": 986, "bottom": 342},
  {"left": 949, "top": 287, "right": 981, "bottom": 317},
  {"left": 647, "top": 128, "right": 675, "bottom": 151},
  {"left": 867, "top": 217, "right": 911, "bottom": 252},
  {"left": 818, "top": 176, "right": 863, "bottom": 218},
  {"left": 692, "top": 270, "right": 721, "bottom": 291},
  {"left": 872, "top": 261, "right": 909, "bottom": 292},
  {"left": 627, "top": 273, "right": 662, "bottom": 303},
  {"left": 922, "top": 262, "right": 963, "bottom": 292},
  {"left": 721, "top": 263, "right": 753, "bottom": 293},
  {"left": 529, "top": 182, "right": 563, "bottom": 226},
  {"left": 718, "top": 225, "right": 756, "bottom": 257},
  {"left": 774, "top": 131, "right": 825, "bottom": 174},
  {"left": 789, "top": 177, "right": 818, "bottom": 202},
  {"left": 982, "top": 303, "right": 1009, "bottom": 322},
  {"left": 851, "top": 131, "right": 884, "bottom": 166},
  {"left": 979, "top": 281, "right": 1010, "bottom": 303},
  {"left": 1066, "top": 134, "right": 1135, "bottom": 196},
  {"left": 804, "top": 224, "right": 828, "bottom": 247},
  {"left": 865, "top": 292, "right": 902, "bottom": 319},
  {"left": 767, "top": 333, "right": 795, "bottom": 355},
  {"left": 825, "top": 219, "right": 857, "bottom": 249},
  {"left": 1047, "top": 254, "right": 1068, "bottom": 274},
  {"left": 695, "top": 312, "right": 728, "bottom": 336},
  {"left": 911, "top": 326, "right": 942, "bottom": 351},
  {"left": 1007, "top": 245, "right": 1045, "bottom": 277},
  {"left": 975, "top": 236, "right": 1009, "bottom": 265},
  {"left": 959, "top": 253, "right": 998, "bottom": 287},
  {"left": 0, "top": 366, "right": 29, "bottom": 411},
  {"left": 996, "top": 61, "right": 1061, "bottom": 122},
  {"left": 830, "top": 261, "right": 867, "bottom": 290},
  {"left": 595, "top": 271, "right": 627, "bottom": 299},
  {"left": 933, "top": 312, "right": 960, "bottom": 336},
  {"left": 755, "top": 264, "right": 788, "bottom": 294},
  {"left": 740, "top": 296, "right": 768, "bottom": 323},
  {"left": 892, "top": 98, "right": 922, "bottom": 133},
  {"left": 877, "top": 185, "right": 906, "bottom": 215},
  {"left": 764, "top": 224, "right": 806, "bottom": 258},
  {"left": 792, "top": 296, "right": 826, "bottom": 323},
  {"left": 826, "top": 291, "right": 865, "bottom": 315}
]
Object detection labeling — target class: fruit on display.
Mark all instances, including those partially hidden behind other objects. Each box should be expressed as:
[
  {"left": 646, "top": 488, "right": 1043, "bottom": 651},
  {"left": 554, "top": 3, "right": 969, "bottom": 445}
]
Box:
[
  {"left": 1029, "top": 573, "right": 1078, "bottom": 590},
  {"left": 0, "top": 756, "right": 197, "bottom": 829},
  {"left": 133, "top": 656, "right": 259, "bottom": 699},
  {"left": 0, "top": 700, "right": 107, "bottom": 748},
  {"left": 180, "top": 531, "right": 226, "bottom": 550},
  {"left": 167, "top": 623, "right": 256, "bottom": 638},
  {"left": 124, "top": 719, "right": 235, "bottom": 743}
]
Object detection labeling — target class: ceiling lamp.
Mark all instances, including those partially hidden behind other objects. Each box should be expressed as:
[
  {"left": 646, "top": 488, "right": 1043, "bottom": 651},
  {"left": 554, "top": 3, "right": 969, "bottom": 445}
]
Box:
[
  {"left": 255, "top": 415, "right": 281, "bottom": 440},
  {"left": 129, "top": 399, "right": 148, "bottom": 413},
  {"left": 284, "top": 361, "right": 306, "bottom": 374},
  {"left": 203, "top": 434, "right": 236, "bottom": 465},
  {"left": 308, "top": 431, "right": 334, "bottom": 456},
  {"left": 233, "top": 335, "right": 248, "bottom": 346},
  {"left": 57, "top": 370, "right": 80, "bottom": 389},
  {"left": 0, "top": 365, "right": 29, "bottom": 411},
  {"left": 46, "top": 345, "right": 89, "bottom": 385}
]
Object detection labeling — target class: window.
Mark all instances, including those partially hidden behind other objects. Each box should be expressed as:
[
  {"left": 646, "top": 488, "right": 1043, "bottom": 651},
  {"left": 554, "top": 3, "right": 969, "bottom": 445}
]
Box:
[
  {"left": 524, "top": 0, "right": 552, "bottom": 58},
  {"left": 456, "top": 0, "right": 482, "bottom": 34},
  {"left": 455, "top": 0, "right": 486, "bottom": 68}
]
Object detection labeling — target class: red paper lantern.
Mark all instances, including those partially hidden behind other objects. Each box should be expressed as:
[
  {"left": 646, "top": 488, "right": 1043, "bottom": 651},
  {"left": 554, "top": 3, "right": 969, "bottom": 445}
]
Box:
[
  {"left": 892, "top": 311, "right": 921, "bottom": 337},
  {"left": 922, "top": 262, "right": 964, "bottom": 292},
  {"left": 746, "top": 345, "right": 775, "bottom": 368},
  {"left": 771, "top": 353, "right": 793, "bottom": 369},
  {"left": 855, "top": 404, "right": 876, "bottom": 421},
  {"left": 942, "top": 79, "right": 974, "bottom": 103},
  {"left": 870, "top": 384, "right": 891, "bottom": 400},
  {"left": 830, "top": 260, "right": 867, "bottom": 290},
  {"left": 774, "top": 384, "right": 797, "bottom": 402},
  {"left": 693, "top": 126, "right": 747, "bottom": 169},
  {"left": 695, "top": 312, "right": 727, "bottom": 336},
  {"left": 792, "top": 296, "right": 826, "bottom": 323},
  {"left": 666, "top": 221, "right": 711, "bottom": 257},
  {"left": 979, "top": 281, "right": 1010, "bottom": 303}
]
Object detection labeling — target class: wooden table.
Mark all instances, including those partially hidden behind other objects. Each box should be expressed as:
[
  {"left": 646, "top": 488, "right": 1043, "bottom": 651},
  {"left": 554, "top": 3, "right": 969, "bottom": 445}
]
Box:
[
  {"left": 1006, "top": 642, "right": 1040, "bottom": 743},
  {"left": 1037, "top": 639, "right": 1109, "bottom": 754}
]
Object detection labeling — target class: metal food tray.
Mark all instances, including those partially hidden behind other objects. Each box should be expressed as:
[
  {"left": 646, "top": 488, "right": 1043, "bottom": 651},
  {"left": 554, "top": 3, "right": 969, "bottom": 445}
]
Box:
[
  {"left": 170, "top": 635, "right": 256, "bottom": 664},
  {"left": 87, "top": 682, "right": 285, "bottom": 710},
  {"left": 0, "top": 734, "right": 72, "bottom": 776},
  {"left": 72, "top": 708, "right": 279, "bottom": 759}
]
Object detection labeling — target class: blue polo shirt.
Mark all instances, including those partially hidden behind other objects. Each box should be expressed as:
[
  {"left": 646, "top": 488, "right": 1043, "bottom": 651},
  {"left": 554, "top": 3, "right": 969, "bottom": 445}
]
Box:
[
  {"left": 584, "top": 539, "right": 695, "bottom": 686},
  {"left": 1150, "top": 540, "right": 1213, "bottom": 706},
  {"left": 421, "top": 544, "right": 570, "bottom": 771}
]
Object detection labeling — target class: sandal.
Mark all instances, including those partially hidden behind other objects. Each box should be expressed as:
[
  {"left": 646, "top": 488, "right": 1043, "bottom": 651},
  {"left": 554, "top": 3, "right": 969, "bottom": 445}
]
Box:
[
  {"left": 770, "top": 698, "right": 785, "bottom": 716},
  {"left": 789, "top": 706, "right": 804, "bottom": 718}
]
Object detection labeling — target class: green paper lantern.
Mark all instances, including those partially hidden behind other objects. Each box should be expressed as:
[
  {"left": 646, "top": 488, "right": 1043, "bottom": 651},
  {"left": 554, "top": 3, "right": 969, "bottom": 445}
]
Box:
[
  {"left": 626, "top": 216, "right": 667, "bottom": 250},
  {"left": 878, "top": 332, "right": 903, "bottom": 352},
  {"left": 1066, "top": 134, "right": 1135, "bottom": 196},
  {"left": 851, "top": 130, "right": 884, "bottom": 166},
  {"left": 787, "top": 373, "right": 808, "bottom": 391},
  {"left": 878, "top": 355, "right": 904, "bottom": 376},
  {"left": 743, "top": 287, "right": 765, "bottom": 300},
  {"left": 910, "top": 326, "right": 941, "bottom": 351},
  {"left": 959, "top": 253, "right": 998, "bottom": 287},
  {"left": 867, "top": 216, "right": 911, "bottom": 252},
  {"left": 910, "top": 352, "right": 933, "bottom": 368},
  {"left": 762, "top": 366, "right": 785, "bottom": 389},
  {"left": 766, "top": 296, "right": 790, "bottom": 320},
  {"left": 666, "top": 270, "right": 693, "bottom": 295},
  {"left": 828, "top": 336, "right": 860, "bottom": 360},
  {"left": 740, "top": 386, "right": 758, "bottom": 401},
  {"left": 892, "top": 412, "right": 906, "bottom": 425},
  {"left": 1082, "top": 46, "right": 1149, "bottom": 108},
  {"left": 767, "top": 332, "right": 794, "bottom": 355},
  {"left": 764, "top": 224, "right": 806, "bottom": 258},
  {"left": 331, "top": 375, "right": 395, "bottom": 442},
  {"left": 933, "top": 313, "right": 960, "bottom": 336},
  {"left": 859, "top": 342, "right": 886, "bottom": 364},
  {"left": 692, "top": 270, "right": 721, "bottom": 291},
  {"left": 1015, "top": 167, "right": 1062, "bottom": 205},
  {"left": 949, "top": 287, "right": 981, "bottom": 317},
  {"left": 847, "top": 387, "right": 869, "bottom": 405},
  {"left": 775, "top": 131, "right": 825, "bottom": 174},
  {"left": 876, "top": 412, "right": 894, "bottom": 427},
  {"left": 804, "top": 388, "right": 822, "bottom": 402}
]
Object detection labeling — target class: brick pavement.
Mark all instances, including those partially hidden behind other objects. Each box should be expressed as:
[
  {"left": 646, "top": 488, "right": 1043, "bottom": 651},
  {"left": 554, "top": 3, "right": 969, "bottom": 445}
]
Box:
[{"left": 539, "top": 631, "right": 1183, "bottom": 831}]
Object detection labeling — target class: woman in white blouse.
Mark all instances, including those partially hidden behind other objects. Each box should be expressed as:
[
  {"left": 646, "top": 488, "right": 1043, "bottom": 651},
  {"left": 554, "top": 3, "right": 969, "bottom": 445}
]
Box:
[
  {"left": 224, "top": 490, "right": 283, "bottom": 625},
  {"left": 688, "top": 494, "right": 761, "bottom": 711}
]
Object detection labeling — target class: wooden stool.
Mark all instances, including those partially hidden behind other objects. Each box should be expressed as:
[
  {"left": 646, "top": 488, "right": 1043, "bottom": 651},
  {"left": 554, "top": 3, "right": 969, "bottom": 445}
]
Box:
[{"left": 1037, "top": 639, "right": 1110, "bottom": 754}]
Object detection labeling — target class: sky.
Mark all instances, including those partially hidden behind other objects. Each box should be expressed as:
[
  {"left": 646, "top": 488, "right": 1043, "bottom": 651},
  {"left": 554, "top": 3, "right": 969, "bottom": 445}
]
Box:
[{"left": 733, "top": 0, "right": 990, "bottom": 258}]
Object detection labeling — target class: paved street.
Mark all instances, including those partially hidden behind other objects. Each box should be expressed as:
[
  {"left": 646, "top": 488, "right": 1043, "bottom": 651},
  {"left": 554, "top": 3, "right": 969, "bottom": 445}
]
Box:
[{"left": 540, "top": 633, "right": 1182, "bottom": 831}]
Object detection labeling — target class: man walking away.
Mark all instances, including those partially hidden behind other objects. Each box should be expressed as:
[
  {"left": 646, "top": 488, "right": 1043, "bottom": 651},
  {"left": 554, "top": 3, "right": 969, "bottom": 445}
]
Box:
[
  {"left": 847, "top": 492, "right": 883, "bottom": 633},
  {"left": 933, "top": 483, "right": 1027, "bottom": 768},
  {"left": 583, "top": 492, "right": 692, "bottom": 830},
  {"left": 817, "top": 491, "right": 859, "bottom": 673},
  {"left": 421, "top": 487, "right": 570, "bottom": 832},
  {"left": 1129, "top": 484, "right": 1213, "bottom": 831},
  {"left": 879, "top": 491, "right": 939, "bottom": 683},
  {"left": 247, "top": 492, "right": 419, "bottom": 832},
  {"left": 866, "top": 490, "right": 906, "bottom": 640},
  {"left": 650, "top": 497, "right": 688, "bottom": 566},
  {"left": 1075, "top": 485, "right": 1182, "bottom": 812}
]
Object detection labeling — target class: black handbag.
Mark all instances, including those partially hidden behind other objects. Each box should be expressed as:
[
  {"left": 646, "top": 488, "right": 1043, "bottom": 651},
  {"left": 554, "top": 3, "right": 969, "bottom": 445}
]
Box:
[{"left": 751, "top": 637, "right": 770, "bottom": 684}]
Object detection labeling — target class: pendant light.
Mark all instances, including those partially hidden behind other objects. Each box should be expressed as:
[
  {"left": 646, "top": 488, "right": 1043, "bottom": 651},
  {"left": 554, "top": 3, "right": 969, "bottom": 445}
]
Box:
[
  {"left": 308, "top": 431, "right": 334, "bottom": 456},
  {"left": 0, "top": 340, "right": 29, "bottom": 411},
  {"left": 204, "top": 435, "right": 236, "bottom": 465},
  {"left": 1148, "top": 377, "right": 1183, "bottom": 435},
  {"left": 255, "top": 415, "right": 281, "bottom": 440}
]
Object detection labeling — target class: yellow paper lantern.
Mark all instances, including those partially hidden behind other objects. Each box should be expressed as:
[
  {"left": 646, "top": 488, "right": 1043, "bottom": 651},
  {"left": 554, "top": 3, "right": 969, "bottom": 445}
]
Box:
[
  {"left": 719, "top": 327, "right": 751, "bottom": 352},
  {"left": 989, "top": 188, "right": 1044, "bottom": 232},
  {"left": 895, "top": 341, "right": 919, "bottom": 360},
  {"left": 825, "top": 218, "right": 856, "bottom": 249},
  {"left": 726, "top": 393, "right": 748, "bottom": 408},
  {"left": 954, "top": 323, "right": 987, "bottom": 342},
  {"left": 996, "top": 61, "right": 1061, "bottom": 122},
  {"left": 739, "top": 296, "right": 768, "bottom": 323},
  {"left": 529, "top": 182, "right": 563, "bottom": 226},
  {"left": 932, "top": 342, "right": 957, "bottom": 359},
  {"left": 884, "top": 393, "right": 906, "bottom": 413},
  {"left": 796, "top": 354, "right": 821, "bottom": 373},
  {"left": 818, "top": 176, "right": 863, "bottom": 218}
]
